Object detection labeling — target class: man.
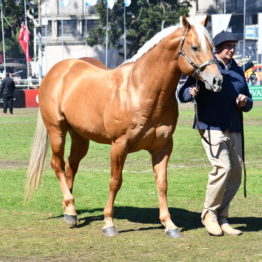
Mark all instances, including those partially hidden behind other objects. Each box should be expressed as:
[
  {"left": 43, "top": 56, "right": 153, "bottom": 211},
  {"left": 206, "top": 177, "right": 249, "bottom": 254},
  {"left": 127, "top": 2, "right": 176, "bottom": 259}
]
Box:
[
  {"left": 249, "top": 71, "right": 257, "bottom": 86},
  {"left": 1, "top": 73, "right": 16, "bottom": 114},
  {"left": 178, "top": 31, "right": 253, "bottom": 236}
]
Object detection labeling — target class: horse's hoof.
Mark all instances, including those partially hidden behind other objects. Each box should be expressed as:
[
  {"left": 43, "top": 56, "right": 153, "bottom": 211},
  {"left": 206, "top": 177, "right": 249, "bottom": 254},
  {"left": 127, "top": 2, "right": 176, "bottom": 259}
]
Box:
[
  {"left": 102, "top": 226, "right": 119, "bottom": 237},
  {"left": 64, "top": 214, "right": 78, "bottom": 228},
  {"left": 166, "top": 228, "right": 183, "bottom": 238}
]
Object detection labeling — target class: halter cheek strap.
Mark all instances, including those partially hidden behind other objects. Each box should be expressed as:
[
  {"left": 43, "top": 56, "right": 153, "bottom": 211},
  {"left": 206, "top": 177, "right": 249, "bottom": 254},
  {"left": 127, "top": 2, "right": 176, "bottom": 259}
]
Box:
[{"left": 176, "top": 30, "right": 216, "bottom": 78}]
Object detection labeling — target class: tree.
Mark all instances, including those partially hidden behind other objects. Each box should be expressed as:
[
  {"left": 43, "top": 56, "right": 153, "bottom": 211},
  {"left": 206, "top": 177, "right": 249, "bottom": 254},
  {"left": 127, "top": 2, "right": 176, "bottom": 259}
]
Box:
[
  {"left": 0, "top": 0, "right": 33, "bottom": 61},
  {"left": 87, "top": 0, "right": 191, "bottom": 58}
]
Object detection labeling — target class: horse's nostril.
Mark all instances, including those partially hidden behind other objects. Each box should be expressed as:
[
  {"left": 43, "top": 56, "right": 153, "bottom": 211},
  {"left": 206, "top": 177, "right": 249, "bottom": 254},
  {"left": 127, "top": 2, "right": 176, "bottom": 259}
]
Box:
[
  {"left": 217, "top": 78, "right": 223, "bottom": 86},
  {"left": 213, "top": 77, "right": 223, "bottom": 87},
  {"left": 212, "top": 77, "right": 223, "bottom": 92}
]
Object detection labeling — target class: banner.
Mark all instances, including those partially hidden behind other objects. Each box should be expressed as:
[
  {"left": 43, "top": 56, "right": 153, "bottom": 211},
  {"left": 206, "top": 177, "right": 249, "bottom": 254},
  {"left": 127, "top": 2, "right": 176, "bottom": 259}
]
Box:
[
  {"left": 211, "top": 14, "right": 232, "bottom": 37},
  {"left": 60, "top": 0, "right": 69, "bottom": 7},
  {"left": 85, "top": 0, "right": 98, "bottom": 6},
  {"left": 107, "top": 0, "right": 115, "bottom": 9},
  {"left": 258, "top": 13, "right": 262, "bottom": 54},
  {"left": 24, "top": 89, "right": 39, "bottom": 108},
  {"left": 124, "top": 0, "right": 131, "bottom": 7},
  {"left": 18, "top": 23, "right": 32, "bottom": 62}
]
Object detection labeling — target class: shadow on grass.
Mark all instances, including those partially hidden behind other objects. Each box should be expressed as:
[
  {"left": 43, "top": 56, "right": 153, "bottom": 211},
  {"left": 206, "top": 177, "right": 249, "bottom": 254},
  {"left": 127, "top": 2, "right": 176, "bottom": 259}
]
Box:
[
  {"left": 48, "top": 207, "right": 262, "bottom": 233},
  {"left": 230, "top": 217, "right": 262, "bottom": 232}
]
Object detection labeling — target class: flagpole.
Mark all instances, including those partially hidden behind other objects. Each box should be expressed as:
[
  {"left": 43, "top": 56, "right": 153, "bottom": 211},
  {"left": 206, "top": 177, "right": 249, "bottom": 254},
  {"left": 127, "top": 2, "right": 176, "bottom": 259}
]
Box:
[
  {"left": 85, "top": 2, "right": 88, "bottom": 56},
  {"left": 0, "top": 0, "right": 6, "bottom": 76},
  {"left": 124, "top": 3, "right": 126, "bottom": 61},
  {"left": 24, "top": 0, "right": 30, "bottom": 89},
  {"left": 61, "top": 1, "right": 64, "bottom": 59},
  {"left": 105, "top": 6, "right": 108, "bottom": 66},
  {"left": 44, "top": 0, "right": 47, "bottom": 78}
]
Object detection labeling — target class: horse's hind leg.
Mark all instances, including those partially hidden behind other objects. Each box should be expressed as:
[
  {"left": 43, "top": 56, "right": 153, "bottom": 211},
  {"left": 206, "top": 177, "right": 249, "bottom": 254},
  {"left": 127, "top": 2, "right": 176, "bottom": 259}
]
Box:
[
  {"left": 49, "top": 127, "right": 77, "bottom": 227},
  {"left": 103, "top": 139, "right": 127, "bottom": 236},
  {"left": 62, "top": 131, "right": 89, "bottom": 227},
  {"left": 150, "top": 139, "right": 182, "bottom": 238},
  {"left": 65, "top": 130, "right": 89, "bottom": 193}
]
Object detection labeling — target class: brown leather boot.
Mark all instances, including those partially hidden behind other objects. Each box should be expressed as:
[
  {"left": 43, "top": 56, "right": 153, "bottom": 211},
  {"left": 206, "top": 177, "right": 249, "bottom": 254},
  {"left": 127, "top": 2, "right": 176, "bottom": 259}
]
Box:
[
  {"left": 202, "top": 212, "right": 223, "bottom": 236},
  {"left": 219, "top": 217, "right": 242, "bottom": 236}
]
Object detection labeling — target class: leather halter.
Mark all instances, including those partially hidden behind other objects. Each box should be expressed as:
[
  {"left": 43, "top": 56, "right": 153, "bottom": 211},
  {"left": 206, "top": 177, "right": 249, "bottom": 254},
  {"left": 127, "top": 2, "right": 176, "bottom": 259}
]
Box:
[{"left": 176, "top": 30, "right": 217, "bottom": 78}]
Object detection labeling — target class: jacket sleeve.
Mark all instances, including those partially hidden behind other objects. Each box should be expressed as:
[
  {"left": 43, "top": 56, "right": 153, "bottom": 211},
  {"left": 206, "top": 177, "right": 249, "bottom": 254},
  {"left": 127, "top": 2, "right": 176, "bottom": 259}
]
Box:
[
  {"left": 178, "top": 76, "right": 196, "bottom": 103},
  {"left": 240, "top": 71, "right": 253, "bottom": 112}
]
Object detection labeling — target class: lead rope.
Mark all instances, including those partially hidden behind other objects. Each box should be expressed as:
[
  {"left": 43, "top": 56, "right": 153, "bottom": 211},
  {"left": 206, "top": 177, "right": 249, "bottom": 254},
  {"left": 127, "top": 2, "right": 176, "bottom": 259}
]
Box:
[
  {"left": 239, "top": 110, "right": 247, "bottom": 198},
  {"left": 193, "top": 81, "right": 221, "bottom": 147}
]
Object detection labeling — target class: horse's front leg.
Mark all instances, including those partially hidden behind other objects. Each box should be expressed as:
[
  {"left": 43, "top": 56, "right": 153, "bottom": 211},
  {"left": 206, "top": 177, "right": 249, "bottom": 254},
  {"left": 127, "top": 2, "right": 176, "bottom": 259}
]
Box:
[
  {"left": 151, "top": 138, "right": 182, "bottom": 238},
  {"left": 103, "top": 139, "right": 127, "bottom": 236}
]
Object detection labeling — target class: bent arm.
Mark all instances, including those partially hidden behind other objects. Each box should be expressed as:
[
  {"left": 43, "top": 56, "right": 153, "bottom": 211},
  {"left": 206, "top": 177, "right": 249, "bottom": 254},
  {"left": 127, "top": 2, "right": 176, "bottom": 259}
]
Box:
[
  {"left": 241, "top": 72, "right": 253, "bottom": 112},
  {"left": 178, "top": 77, "right": 196, "bottom": 103}
]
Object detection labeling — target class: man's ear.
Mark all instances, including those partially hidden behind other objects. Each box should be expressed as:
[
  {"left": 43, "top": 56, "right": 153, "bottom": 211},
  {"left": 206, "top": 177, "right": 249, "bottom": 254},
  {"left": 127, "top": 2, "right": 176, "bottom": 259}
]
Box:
[
  {"left": 201, "top": 15, "right": 209, "bottom": 27},
  {"left": 182, "top": 16, "right": 191, "bottom": 31}
]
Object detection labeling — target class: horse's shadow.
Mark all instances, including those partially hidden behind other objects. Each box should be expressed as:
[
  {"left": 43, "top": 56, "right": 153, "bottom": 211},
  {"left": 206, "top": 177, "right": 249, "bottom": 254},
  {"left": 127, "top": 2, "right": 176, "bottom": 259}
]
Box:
[{"left": 74, "top": 206, "right": 261, "bottom": 233}]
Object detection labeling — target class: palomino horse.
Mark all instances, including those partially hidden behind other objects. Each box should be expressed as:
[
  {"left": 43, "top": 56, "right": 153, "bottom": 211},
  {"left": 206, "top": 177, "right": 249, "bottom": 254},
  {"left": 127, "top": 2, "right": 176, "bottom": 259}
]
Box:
[{"left": 26, "top": 16, "right": 222, "bottom": 238}]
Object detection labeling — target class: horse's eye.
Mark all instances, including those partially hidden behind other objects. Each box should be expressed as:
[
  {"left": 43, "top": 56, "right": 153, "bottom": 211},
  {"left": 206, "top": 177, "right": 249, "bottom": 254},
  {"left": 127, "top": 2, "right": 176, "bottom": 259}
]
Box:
[{"left": 192, "top": 46, "right": 199, "bottom": 52}]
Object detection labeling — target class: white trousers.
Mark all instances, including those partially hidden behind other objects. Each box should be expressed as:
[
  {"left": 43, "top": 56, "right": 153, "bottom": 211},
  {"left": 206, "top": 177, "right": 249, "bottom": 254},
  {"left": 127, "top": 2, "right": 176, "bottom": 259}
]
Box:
[{"left": 201, "top": 130, "right": 243, "bottom": 220}]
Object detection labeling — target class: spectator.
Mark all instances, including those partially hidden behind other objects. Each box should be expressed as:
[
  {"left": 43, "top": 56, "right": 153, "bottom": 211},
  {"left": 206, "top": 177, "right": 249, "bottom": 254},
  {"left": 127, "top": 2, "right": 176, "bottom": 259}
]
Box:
[
  {"left": 1, "top": 73, "right": 16, "bottom": 114},
  {"left": 249, "top": 71, "right": 257, "bottom": 86}
]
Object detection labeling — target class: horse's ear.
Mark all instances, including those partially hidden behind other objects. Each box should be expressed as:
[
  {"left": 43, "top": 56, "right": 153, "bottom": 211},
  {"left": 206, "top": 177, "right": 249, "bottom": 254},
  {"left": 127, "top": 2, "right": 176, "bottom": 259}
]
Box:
[
  {"left": 181, "top": 16, "right": 191, "bottom": 31},
  {"left": 201, "top": 15, "right": 209, "bottom": 27}
]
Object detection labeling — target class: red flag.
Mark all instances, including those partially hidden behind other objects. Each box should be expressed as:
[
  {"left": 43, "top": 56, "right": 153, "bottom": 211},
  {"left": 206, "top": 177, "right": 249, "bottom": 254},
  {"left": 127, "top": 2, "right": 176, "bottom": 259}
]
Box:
[
  {"left": 0, "top": 53, "right": 3, "bottom": 64},
  {"left": 18, "top": 23, "right": 32, "bottom": 62}
]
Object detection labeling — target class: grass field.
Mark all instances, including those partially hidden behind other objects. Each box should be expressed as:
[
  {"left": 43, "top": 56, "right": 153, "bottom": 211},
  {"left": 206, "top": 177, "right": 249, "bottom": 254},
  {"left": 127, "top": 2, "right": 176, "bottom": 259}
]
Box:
[{"left": 0, "top": 103, "right": 261, "bottom": 262}]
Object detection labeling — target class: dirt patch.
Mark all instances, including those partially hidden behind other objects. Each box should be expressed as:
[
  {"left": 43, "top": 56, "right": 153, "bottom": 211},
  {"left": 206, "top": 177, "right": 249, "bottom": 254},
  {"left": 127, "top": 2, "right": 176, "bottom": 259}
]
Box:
[{"left": 0, "top": 160, "right": 28, "bottom": 169}]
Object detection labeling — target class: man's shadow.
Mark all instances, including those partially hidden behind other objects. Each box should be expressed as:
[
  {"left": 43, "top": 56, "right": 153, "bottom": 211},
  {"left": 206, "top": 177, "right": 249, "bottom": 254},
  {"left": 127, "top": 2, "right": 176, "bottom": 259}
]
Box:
[{"left": 75, "top": 206, "right": 261, "bottom": 233}]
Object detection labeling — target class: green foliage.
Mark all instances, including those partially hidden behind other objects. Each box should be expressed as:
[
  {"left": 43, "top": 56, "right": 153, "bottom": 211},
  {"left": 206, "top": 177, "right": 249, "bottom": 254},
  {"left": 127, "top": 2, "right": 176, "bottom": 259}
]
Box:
[
  {"left": 87, "top": 0, "right": 191, "bottom": 58},
  {"left": 0, "top": 0, "right": 34, "bottom": 60}
]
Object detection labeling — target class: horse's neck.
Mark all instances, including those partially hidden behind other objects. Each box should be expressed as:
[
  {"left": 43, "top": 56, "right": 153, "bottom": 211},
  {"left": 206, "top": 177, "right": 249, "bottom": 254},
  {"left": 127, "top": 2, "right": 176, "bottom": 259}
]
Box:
[{"left": 131, "top": 42, "right": 181, "bottom": 103}]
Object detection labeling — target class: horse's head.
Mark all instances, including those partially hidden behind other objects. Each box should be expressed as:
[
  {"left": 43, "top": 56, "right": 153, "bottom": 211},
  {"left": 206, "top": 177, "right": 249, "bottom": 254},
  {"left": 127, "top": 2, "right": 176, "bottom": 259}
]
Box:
[{"left": 177, "top": 16, "right": 223, "bottom": 92}]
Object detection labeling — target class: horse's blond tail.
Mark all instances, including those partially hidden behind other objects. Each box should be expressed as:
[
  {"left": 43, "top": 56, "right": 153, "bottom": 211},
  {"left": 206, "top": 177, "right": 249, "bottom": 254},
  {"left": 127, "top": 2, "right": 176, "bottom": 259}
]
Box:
[{"left": 25, "top": 110, "right": 49, "bottom": 201}]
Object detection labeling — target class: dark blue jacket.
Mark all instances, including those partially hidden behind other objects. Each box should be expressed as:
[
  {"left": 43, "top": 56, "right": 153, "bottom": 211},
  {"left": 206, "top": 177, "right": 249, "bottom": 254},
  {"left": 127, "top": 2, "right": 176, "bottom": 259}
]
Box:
[
  {"left": 178, "top": 58, "right": 253, "bottom": 132},
  {"left": 1, "top": 76, "right": 16, "bottom": 97}
]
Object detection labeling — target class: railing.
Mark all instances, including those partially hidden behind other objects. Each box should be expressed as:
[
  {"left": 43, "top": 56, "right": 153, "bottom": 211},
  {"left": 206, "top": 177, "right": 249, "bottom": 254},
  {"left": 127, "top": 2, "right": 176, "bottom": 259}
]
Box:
[{"left": 16, "top": 84, "right": 39, "bottom": 89}]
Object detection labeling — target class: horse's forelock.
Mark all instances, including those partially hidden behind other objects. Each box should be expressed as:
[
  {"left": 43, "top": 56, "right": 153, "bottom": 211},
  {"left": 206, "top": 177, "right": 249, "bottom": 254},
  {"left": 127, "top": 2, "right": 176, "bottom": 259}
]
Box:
[{"left": 193, "top": 23, "right": 214, "bottom": 50}]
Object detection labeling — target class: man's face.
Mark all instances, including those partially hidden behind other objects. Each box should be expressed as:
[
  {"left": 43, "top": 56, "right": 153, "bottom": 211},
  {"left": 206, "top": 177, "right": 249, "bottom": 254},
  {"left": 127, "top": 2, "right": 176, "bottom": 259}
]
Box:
[{"left": 216, "top": 41, "right": 237, "bottom": 62}]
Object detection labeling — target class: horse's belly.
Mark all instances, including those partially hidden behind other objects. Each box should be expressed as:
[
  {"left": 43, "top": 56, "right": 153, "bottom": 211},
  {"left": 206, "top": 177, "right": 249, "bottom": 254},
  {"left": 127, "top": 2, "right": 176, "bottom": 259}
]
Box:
[
  {"left": 68, "top": 118, "right": 112, "bottom": 144},
  {"left": 128, "top": 124, "right": 175, "bottom": 152}
]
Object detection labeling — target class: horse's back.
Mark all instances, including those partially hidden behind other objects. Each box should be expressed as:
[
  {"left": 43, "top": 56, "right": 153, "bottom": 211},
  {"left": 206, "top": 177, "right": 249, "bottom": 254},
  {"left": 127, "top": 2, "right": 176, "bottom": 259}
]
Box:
[
  {"left": 39, "top": 58, "right": 110, "bottom": 100},
  {"left": 79, "top": 57, "right": 109, "bottom": 70}
]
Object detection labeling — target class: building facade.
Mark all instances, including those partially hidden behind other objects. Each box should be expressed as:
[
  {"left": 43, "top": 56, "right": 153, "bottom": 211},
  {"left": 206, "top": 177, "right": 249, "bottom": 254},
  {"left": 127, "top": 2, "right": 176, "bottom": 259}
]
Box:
[
  {"left": 37, "top": 0, "right": 262, "bottom": 76},
  {"left": 37, "top": 0, "right": 121, "bottom": 76}
]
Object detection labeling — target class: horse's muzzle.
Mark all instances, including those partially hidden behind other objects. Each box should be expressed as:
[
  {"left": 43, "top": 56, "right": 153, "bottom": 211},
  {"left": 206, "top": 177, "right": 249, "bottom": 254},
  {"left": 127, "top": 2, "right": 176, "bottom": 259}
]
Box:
[{"left": 212, "top": 76, "right": 223, "bottom": 92}]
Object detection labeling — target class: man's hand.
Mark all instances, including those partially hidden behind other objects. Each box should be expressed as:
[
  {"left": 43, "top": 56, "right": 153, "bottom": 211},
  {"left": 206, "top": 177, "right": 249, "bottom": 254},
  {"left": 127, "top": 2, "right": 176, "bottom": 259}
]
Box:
[
  {"left": 236, "top": 94, "right": 247, "bottom": 108},
  {"left": 189, "top": 86, "right": 200, "bottom": 97}
]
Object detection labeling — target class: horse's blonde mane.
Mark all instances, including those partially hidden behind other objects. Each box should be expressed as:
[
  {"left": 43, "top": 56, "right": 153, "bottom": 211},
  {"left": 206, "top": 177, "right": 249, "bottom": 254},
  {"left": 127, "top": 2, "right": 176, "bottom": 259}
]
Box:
[
  {"left": 123, "top": 20, "right": 213, "bottom": 64},
  {"left": 123, "top": 26, "right": 179, "bottom": 64}
]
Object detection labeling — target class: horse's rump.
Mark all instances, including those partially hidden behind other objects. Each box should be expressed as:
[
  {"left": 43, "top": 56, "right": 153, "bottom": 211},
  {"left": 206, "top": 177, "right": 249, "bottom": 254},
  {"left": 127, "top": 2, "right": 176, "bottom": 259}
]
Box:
[{"left": 39, "top": 58, "right": 135, "bottom": 144}]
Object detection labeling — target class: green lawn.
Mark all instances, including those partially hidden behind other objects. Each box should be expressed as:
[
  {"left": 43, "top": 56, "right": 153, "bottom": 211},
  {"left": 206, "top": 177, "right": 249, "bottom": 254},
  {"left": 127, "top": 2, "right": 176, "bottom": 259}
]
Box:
[{"left": 0, "top": 104, "right": 261, "bottom": 262}]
